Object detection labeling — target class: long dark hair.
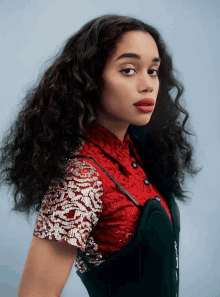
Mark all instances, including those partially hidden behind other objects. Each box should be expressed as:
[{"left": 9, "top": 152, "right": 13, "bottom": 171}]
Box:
[{"left": 0, "top": 14, "right": 203, "bottom": 222}]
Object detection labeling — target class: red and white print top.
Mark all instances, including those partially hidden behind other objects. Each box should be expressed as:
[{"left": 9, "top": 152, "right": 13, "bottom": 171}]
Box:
[{"left": 33, "top": 121, "right": 172, "bottom": 273}]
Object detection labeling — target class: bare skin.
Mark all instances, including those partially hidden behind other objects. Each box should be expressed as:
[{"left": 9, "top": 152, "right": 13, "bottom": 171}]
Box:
[
  {"left": 95, "top": 30, "right": 160, "bottom": 142},
  {"left": 17, "top": 236, "right": 78, "bottom": 297}
]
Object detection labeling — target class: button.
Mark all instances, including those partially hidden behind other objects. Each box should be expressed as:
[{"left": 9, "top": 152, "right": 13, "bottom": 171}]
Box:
[
  {"left": 155, "top": 196, "right": 161, "bottom": 202},
  {"left": 144, "top": 179, "right": 150, "bottom": 185},
  {"left": 132, "top": 162, "right": 138, "bottom": 168}
]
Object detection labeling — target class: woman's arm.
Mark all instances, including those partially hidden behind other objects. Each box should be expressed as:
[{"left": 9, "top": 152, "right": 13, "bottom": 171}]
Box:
[{"left": 17, "top": 235, "right": 78, "bottom": 297}]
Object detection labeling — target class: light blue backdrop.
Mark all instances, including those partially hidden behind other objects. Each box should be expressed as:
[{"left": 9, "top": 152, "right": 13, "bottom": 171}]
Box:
[{"left": 0, "top": 0, "right": 219, "bottom": 296}]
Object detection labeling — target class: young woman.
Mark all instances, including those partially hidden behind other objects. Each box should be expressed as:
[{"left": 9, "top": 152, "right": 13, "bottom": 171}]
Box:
[{"left": 0, "top": 14, "right": 202, "bottom": 297}]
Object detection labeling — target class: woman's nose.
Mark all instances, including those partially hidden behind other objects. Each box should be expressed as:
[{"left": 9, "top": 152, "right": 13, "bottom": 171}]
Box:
[{"left": 139, "top": 74, "right": 154, "bottom": 92}]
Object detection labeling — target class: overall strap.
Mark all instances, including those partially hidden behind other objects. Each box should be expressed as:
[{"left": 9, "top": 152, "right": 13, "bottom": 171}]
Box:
[
  {"left": 68, "top": 154, "right": 142, "bottom": 270},
  {"left": 67, "top": 155, "right": 142, "bottom": 210}
]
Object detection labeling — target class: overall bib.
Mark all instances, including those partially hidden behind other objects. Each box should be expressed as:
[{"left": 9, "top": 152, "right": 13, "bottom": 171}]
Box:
[{"left": 68, "top": 155, "right": 180, "bottom": 297}]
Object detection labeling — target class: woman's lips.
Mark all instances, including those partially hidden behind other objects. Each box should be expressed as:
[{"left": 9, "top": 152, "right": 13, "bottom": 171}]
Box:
[
  {"left": 134, "top": 105, "right": 154, "bottom": 112},
  {"left": 134, "top": 98, "right": 155, "bottom": 106}
]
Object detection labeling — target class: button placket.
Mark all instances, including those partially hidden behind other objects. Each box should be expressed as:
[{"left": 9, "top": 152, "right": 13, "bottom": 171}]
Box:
[
  {"left": 144, "top": 179, "right": 150, "bottom": 185},
  {"left": 155, "top": 196, "right": 161, "bottom": 202},
  {"left": 132, "top": 162, "right": 138, "bottom": 168}
]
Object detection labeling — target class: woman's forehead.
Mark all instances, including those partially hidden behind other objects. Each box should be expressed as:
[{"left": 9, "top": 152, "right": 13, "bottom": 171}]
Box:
[{"left": 111, "top": 31, "right": 159, "bottom": 62}]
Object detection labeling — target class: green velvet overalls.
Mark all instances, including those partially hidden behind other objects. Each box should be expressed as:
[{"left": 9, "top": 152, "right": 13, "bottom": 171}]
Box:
[{"left": 69, "top": 155, "right": 180, "bottom": 297}]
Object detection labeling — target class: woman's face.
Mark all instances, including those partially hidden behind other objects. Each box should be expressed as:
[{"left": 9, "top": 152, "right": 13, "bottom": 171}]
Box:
[{"left": 95, "top": 30, "right": 161, "bottom": 140}]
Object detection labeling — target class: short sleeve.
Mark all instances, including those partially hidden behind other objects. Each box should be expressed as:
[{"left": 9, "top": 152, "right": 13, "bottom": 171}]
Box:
[{"left": 33, "top": 159, "right": 104, "bottom": 251}]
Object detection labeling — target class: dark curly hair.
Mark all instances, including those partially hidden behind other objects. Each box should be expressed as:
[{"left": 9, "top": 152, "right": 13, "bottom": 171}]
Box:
[{"left": 0, "top": 13, "right": 203, "bottom": 223}]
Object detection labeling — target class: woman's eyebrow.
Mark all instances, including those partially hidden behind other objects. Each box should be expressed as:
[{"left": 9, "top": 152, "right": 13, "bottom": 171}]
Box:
[{"left": 115, "top": 53, "right": 161, "bottom": 63}]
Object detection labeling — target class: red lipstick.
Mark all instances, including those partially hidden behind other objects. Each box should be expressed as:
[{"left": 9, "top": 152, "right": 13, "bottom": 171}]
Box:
[
  {"left": 133, "top": 98, "right": 154, "bottom": 106},
  {"left": 134, "top": 98, "right": 155, "bottom": 113},
  {"left": 134, "top": 105, "right": 154, "bottom": 112}
]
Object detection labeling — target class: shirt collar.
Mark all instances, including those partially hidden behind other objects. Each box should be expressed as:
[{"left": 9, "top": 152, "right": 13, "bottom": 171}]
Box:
[{"left": 85, "top": 121, "right": 144, "bottom": 175}]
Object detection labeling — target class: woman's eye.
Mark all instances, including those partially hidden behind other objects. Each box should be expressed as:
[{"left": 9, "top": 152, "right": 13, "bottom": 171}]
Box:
[
  {"left": 120, "top": 68, "right": 159, "bottom": 76},
  {"left": 149, "top": 69, "right": 159, "bottom": 76},
  {"left": 120, "top": 68, "right": 136, "bottom": 75}
]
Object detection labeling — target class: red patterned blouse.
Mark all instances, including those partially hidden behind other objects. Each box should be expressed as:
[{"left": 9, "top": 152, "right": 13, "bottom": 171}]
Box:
[{"left": 33, "top": 121, "right": 172, "bottom": 273}]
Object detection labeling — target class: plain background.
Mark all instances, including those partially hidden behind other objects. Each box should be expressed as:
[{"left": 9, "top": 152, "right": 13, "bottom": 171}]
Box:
[{"left": 0, "top": 0, "right": 219, "bottom": 296}]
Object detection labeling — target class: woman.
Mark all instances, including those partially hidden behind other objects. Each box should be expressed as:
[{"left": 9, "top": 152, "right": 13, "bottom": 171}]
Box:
[{"left": 0, "top": 14, "right": 202, "bottom": 297}]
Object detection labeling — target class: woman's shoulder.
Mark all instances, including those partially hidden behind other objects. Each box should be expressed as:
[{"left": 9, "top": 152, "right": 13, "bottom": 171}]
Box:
[
  {"left": 54, "top": 156, "right": 104, "bottom": 212},
  {"left": 33, "top": 155, "right": 104, "bottom": 250},
  {"left": 66, "top": 156, "right": 103, "bottom": 182},
  {"left": 67, "top": 137, "right": 107, "bottom": 185}
]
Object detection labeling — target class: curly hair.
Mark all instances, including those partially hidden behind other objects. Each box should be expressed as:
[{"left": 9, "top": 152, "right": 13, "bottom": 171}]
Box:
[{"left": 0, "top": 13, "right": 203, "bottom": 222}]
